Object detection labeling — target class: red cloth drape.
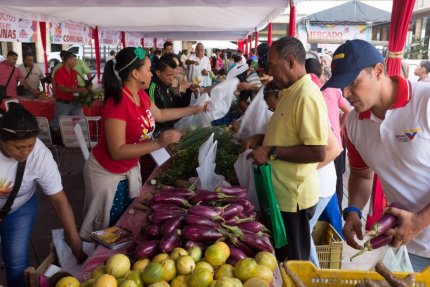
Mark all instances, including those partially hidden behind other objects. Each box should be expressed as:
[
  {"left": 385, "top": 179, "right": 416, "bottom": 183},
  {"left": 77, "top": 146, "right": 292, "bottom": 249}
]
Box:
[
  {"left": 366, "top": 0, "right": 415, "bottom": 230},
  {"left": 386, "top": 0, "right": 415, "bottom": 75},
  {"left": 244, "top": 39, "right": 248, "bottom": 54},
  {"left": 141, "top": 37, "right": 144, "bottom": 47},
  {"left": 249, "top": 34, "right": 253, "bottom": 50},
  {"left": 121, "top": 32, "right": 126, "bottom": 48},
  {"left": 255, "top": 30, "right": 259, "bottom": 49},
  {"left": 93, "top": 27, "right": 101, "bottom": 83},
  {"left": 288, "top": 0, "right": 296, "bottom": 37},
  {"left": 238, "top": 40, "right": 244, "bottom": 51},
  {"left": 38, "top": 22, "right": 48, "bottom": 74},
  {"left": 268, "top": 22, "right": 273, "bottom": 46}
]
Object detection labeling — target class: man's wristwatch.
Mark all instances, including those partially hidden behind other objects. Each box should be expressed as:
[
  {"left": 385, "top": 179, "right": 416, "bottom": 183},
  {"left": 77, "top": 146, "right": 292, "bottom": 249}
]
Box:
[
  {"left": 342, "top": 206, "right": 362, "bottom": 221},
  {"left": 269, "top": 147, "right": 278, "bottom": 161}
]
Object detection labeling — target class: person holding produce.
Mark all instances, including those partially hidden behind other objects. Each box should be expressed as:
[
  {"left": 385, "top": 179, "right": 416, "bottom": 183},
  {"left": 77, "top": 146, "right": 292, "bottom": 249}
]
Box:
[
  {"left": 246, "top": 36, "right": 329, "bottom": 261},
  {"left": 80, "top": 47, "right": 206, "bottom": 241},
  {"left": 322, "top": 39, "right": 430, "bottom": 271},
  {"left": 0, "top": 103, "right": 86, "bottom": 287}
]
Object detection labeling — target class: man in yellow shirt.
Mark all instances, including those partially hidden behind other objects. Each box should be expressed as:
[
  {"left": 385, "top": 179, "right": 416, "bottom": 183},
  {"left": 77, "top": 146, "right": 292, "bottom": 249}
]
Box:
[{"left": 247, "top": 36, "right": 328, "bottom": 261}]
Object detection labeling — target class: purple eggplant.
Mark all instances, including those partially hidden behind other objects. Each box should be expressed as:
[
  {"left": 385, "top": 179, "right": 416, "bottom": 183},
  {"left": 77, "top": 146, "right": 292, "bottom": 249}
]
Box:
[
  {"left": 148, "top": 210, "right": 186, "bottom": 224},
  {"left": 182, "top": 226, "right": 224, "bottom": 241},
  {"left": 184, "top": 240, "right": 207, "bottom": 250},
  {"left": 237, "top": 221, "right": 269, "bottom": 234},
  {"left": 185, "top": 214, "right": 222, "bottom": 228},
  {"left": 159, "top": 229, "right": 181, "bottom": 253},
  {"left": 215, "top": 186, "right": 248, "bottom": 195},
  {"left": 350, "top": 235, "right": 393, "bottom": 261},
  {"left": 151, "top": 193, "right": 191, "bottom": 207},
  {"left": 134, "top": 240, "right": 160, "bottom": 259},
  {"left": 228, "top": 236, "right": 255, "bottom": 257},
  {"left": 219, "top": 198, "right": 253, "bottom": 210},
  {"left": 161, "top": 216, "right": 185, "bottom": 235},
  {"left": 144, "top": 224, "right": 161, "bottom": 238},
  {"left": 367, "top": 202, "right": 403, "bottom": 236},
  {"left": 227, "top": 245, "right": 247, "bottom": 261},
  {"left": 189, "top": 192, "right": 233, "bottom": 205},
  {"left": 160, "top": 188, "right": 196, "bottom": 197},
  {"left": 222, "top": 204, "right": 244, "bottom": 219},
  {"left": 157, "top": 190, "right": 195, "bottom": 199},
  {"left": 239, "top": 232, "right": 274, "bottom": 253},
  {"left": 224, "top": 216, "right": 254, "bottom": 226},
  {"left": 151, "top": 204, "right": 185, "bottom": 213},
  {"left": 187, "top": 205, "right": 223, "bottom": 220}
]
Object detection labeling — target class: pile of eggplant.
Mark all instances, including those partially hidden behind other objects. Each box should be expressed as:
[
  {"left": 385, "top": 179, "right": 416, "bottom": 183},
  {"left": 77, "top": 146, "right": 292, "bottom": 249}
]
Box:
[{"left": 128, "top": 186, "right": 274, "bottom": 264}]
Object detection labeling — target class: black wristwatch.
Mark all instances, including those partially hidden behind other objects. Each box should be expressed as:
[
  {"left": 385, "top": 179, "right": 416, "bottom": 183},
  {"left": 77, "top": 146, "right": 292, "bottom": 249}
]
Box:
[
  {"left": 342, "top": 206, "right": 362, "bottom": 221},
  {"left": 269, "top": 147, "right": 278, "bottom": 161}
]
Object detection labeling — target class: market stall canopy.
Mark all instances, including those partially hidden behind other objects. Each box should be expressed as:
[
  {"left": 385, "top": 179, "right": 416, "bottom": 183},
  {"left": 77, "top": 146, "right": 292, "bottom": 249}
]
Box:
[
  {"left": 300, "top": 0, "right": 391, "bottom": 24},
  {"left": 0, "top": 0, "right": 287, "bottom": 40}
]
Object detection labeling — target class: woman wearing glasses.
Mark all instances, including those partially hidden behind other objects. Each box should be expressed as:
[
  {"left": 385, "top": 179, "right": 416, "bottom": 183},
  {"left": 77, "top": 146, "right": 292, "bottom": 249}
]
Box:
[
  {"left": 80, "top": 47, "right": 206, "bottom": 240},
  {"left": 0, "top": 103, "right": 86, "bottom": 287}
]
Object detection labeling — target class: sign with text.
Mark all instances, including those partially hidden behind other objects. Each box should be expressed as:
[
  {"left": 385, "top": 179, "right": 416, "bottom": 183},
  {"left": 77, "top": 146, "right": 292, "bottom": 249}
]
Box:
[
  {"left": 143, "top": 38, "right": 154, "bottom": 48},
  {"left": 99, "top": 30, "right": 121, "bottom": 46},
  {"left": 50, "top": 22, "right": 91, "bottom": 45},
  {"left": 125, "top": 32, "right": 144, "bottom": 47},
  {"left": 298, "top": 23, "right": 372, "bottom": 42},
  {"left": 0, "top": 12, "right": 37, "bottom": 42},
  {"left": 156, "top": 38, "right": 166, "bottom": 49}
]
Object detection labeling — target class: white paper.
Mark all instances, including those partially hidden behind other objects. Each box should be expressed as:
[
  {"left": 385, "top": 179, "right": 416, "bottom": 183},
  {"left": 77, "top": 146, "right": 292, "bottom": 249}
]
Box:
[
  {"left": 150, "top": 147, "right": 171, "bottom": 166},
  {"left": 52, "top": 229, "right": 96, "bottom": 276}
]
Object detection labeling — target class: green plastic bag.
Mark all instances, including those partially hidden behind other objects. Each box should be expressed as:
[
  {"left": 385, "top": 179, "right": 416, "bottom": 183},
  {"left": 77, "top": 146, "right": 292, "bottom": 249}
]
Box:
[{"left": 254, "top": 164, "right": 287, "bottom": 248}]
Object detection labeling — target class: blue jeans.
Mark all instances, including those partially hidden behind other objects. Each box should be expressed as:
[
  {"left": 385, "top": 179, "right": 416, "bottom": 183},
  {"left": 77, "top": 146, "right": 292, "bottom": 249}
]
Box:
[
  {"left": 50, "top": 101, "right": 83, "bottom": 130},
  {"left": 309, "top": 195, "right": 332, "bottom": 268},
  {"left": 409, "top": 253, "right": 430, "bottom": 272},
  {"left": 0, "top": 193, "right": 39, "bottom": 287}
]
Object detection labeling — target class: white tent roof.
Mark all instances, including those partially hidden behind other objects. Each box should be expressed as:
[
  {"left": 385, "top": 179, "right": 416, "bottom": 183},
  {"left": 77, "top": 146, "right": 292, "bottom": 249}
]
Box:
[
  {"left": 192, "top": 40, "right": 238, "bottom": 50},
  {"left": 0, "top": 0, "right": 287, "bottom": 40}
]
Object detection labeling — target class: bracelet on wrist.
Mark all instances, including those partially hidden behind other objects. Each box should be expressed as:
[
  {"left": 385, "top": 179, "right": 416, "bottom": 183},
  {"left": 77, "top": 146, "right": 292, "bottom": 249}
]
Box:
[{"left": 342, "top": 206, "right": 362, "bottom": 220}]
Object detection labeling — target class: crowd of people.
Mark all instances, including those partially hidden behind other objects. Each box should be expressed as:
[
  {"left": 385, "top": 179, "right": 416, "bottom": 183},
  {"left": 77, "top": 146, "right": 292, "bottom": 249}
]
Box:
[{"left": 1, "top": 36, "right": 430, "bottom": 286}]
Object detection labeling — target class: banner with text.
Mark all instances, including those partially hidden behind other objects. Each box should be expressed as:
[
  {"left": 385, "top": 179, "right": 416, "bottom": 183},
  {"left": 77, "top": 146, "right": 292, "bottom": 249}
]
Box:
[
  {"left": 0, "top": 12, "right": 37, "bottom": 42},
  {"left": 99, "top": 30, "right": 121, "bottom": 46},
  {"left": 50, "top": 22, "right": 92, "bottom": 45},
  {"left": 125, "top": 32, "right": 144, "bottom": 47},
  {"left": 297, "top": 23, "right": 371, "bottom": 44},
  {"left": 156, "top": 38, "right": 166, "bottom": 49},
  {"left": 143, "top": 38, "right": 154, "bottom": 48}
]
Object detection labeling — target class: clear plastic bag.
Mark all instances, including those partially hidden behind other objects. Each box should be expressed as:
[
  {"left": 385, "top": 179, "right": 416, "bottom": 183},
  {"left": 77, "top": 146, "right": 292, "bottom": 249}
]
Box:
[
  {"left": 206, "top": 77, "right": 239, "bottom": 121},
  {"left": 234, "top": 149, "right": 260, "bottom": 211},
  {"left": 235, "top": 87, "right": 272, "bottom": 140},
  {"left": 380, "top": 246, "right": 414, "bottom": 272},
  {"left": 174, "top": 93, "right": 212, "bottom": 133}
]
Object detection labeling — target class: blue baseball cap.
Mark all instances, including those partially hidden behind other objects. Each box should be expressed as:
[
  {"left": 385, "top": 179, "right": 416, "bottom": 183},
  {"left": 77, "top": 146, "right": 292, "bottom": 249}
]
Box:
[{"left": 321, "top": 39, "right": 384, "bottom": 90}]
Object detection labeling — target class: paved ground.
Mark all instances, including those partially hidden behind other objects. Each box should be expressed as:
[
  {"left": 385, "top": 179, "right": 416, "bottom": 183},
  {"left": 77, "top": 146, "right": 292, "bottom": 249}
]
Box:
[{"left": 0, "top": 148, "right": 379, "bottom": 286}]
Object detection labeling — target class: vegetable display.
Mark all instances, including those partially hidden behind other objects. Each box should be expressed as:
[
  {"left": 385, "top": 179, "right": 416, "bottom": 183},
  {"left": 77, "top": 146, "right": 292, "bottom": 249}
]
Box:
[{"left": 156, "top": 126, "right": 242, "bottom": 186}]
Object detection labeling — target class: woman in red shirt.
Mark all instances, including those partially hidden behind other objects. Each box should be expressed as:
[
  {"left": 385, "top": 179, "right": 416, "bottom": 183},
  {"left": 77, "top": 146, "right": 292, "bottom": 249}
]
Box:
[{"left": 80, "top": 47, "right": 205, "bottom": 240}]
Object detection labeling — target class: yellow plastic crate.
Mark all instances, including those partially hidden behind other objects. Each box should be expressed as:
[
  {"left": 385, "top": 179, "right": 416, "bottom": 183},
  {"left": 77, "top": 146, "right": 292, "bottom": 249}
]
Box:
[
  {"left": 313, "top": 221, "right": 343, "bottom": 269},
  {"left": 281, "top": 261, "right": 430, "bottom": 287}
]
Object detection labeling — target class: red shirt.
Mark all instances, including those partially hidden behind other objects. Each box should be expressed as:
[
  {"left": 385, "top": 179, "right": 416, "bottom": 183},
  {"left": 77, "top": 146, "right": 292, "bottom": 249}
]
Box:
[
  {"left": 93, "top": 88, "right": 156, "bottom": 173},
  {"left": 0, "top": 61, "right": 23, "bottom": 98},
  {"left": 53, "top": 65, "right": 78, "bottom": 101}
]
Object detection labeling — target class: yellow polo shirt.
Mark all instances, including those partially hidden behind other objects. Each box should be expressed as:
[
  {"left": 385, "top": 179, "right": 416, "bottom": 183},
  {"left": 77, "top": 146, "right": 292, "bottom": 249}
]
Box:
[{"left": 263, "top": 74, "right": 328, "bottom": 212}]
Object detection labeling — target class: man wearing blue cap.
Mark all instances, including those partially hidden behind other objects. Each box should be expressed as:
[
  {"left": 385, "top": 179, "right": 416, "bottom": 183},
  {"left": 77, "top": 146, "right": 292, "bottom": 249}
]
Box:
[{"left": 323, "top": 39, "right": 430, "bottom": 271}]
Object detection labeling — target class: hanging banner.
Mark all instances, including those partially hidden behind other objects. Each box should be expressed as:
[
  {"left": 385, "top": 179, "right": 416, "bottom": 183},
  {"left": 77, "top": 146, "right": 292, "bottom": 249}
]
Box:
[
  {"left": 144, "top": 38, "right": 154, "bottom": 48},
  {"left": 125, "top": 32, "right": 144, "bottom": 47},
  {"left": 297, "top": 23, "right": 372, "bottom": 44},
  {"left": 156, "top": 38, "right": 166, "bottom": 49},
  {"left": 99, "top": 30, "right": 121, "bottom": 46},
  {"left": 50, "top": 21, "right": 91, "bottom": 45},
  {"left": 0, "top": 12, "right": 37, "bottom": 42}
]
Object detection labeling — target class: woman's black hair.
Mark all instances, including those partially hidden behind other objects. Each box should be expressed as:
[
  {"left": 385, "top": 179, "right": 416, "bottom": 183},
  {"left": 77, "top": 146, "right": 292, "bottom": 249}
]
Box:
[
  {"left": 0, "top": 103, "right": 39, "bottom": 141},
  {"left": 102, "top": 47, "right": 146, "bottom": 105}
]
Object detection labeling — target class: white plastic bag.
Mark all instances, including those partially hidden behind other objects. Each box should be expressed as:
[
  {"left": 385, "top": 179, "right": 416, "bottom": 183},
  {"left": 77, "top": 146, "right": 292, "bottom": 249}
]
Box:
[
  {"left": 206, "top": 77, "right": 239, "bottom": 121},
  {"left": 235, "top": 87, "right": 272, "bottom": 140},
  {"left": 234, "top": 149, "right": 260, "bottom": 211},
  {"left": 380, "top": 246, "right": 414, "bottom": 272},
  {"left": 196, "top": 133, "right": 226, "bottom": 190},
  {"left": 174, "top": 93, "right": 212, "bottom": 133}
]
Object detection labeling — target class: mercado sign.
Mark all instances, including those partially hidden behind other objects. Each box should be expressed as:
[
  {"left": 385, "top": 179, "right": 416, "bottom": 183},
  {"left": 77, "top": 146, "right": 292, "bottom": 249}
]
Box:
[
  {"left": 99, "top": 30, "right": 121, "bottom": 46},
  {"left": 298, "top": 23, "right": 372, "bottom": 42},
  {"left": 125, "top": 32, "right": 144, "bottom": 47},
  {"left": 0, "top": 12, "right": 37, "bottom": 42},
  {"left": 50, "top": 21, "right": 91, "bottom": 45}
]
